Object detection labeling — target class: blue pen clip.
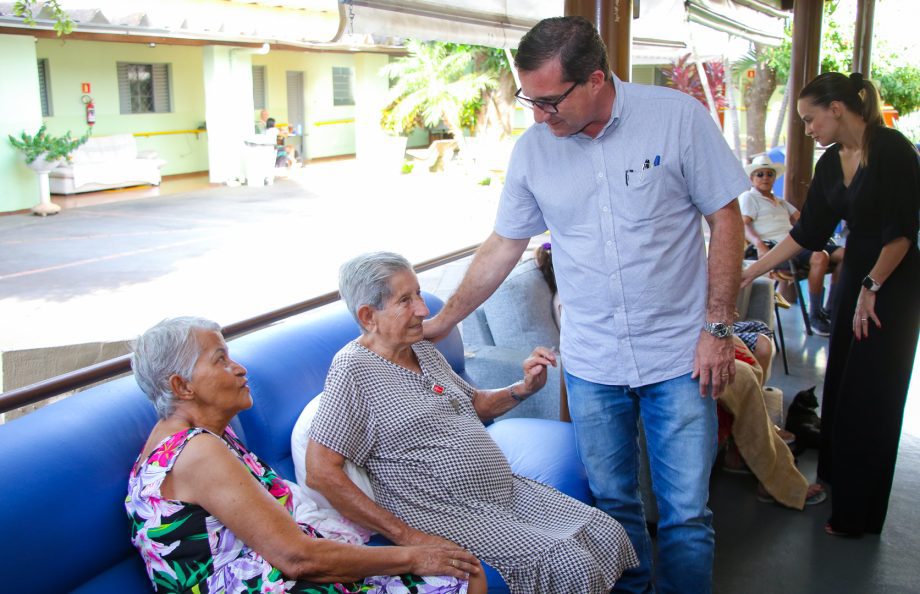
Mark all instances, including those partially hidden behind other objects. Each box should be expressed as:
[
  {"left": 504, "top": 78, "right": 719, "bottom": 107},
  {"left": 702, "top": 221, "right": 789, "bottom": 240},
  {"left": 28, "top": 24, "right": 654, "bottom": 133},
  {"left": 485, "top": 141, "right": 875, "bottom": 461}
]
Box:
[{"left": 653, "top": 155, "right": 661, "bottom": 166}]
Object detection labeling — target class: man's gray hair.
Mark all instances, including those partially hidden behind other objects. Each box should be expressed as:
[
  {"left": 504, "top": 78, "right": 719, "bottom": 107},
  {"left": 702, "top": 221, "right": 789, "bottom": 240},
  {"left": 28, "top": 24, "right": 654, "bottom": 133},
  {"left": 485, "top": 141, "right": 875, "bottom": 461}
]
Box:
[
  {"left": 339, "top": 251, "right": 414, "bottom": 331},
  {"left": 131, "top": 316, "right": 221, "bottom": 419}
]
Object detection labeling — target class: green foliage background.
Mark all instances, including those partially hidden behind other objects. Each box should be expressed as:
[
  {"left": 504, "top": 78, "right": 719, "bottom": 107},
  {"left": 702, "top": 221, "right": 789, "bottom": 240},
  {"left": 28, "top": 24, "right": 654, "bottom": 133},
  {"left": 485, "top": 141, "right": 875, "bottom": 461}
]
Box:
[{"left": 761, "top": 1, "right": 920, "bottom": 116}]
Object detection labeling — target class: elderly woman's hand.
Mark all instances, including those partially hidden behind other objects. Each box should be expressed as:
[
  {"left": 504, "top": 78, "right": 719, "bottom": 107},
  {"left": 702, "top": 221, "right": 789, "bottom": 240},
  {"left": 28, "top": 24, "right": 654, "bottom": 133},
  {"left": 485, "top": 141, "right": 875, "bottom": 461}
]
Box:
[
  {"left": 520, "top": 347, "right": 557, "bottom": 397},
  {"left": 407, "top": 545, "right": 481, "bottom": 580}
]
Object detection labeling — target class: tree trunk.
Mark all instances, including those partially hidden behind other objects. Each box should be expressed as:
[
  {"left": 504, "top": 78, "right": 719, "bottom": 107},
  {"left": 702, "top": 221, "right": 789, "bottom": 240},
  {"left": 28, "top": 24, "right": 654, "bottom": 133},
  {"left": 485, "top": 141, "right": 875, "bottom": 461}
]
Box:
[
  {"left": 725, "top": 60, "right": 742, "bottom": 159},
  {"left": 771, "top": 83, "right": 790, "bottom": 149},
  {"left": 743, "top": 46, "right": 777, "bottom": 156},
  {"left": 476, "top": 71, "right": 515, "bottom": 141},
  {"left": 493, "top": 70, "right": 516, "bottom": 138}
]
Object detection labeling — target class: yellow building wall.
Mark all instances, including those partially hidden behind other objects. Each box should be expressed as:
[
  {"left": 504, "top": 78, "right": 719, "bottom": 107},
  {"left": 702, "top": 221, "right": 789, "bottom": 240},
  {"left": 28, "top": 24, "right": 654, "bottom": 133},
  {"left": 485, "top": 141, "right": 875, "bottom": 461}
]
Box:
[
  {"left": 253, "top": 51, "right": 389, "bottom": 160},
  {"left": 36, "top": 38, "right": 210, "bottom": 176},
  {"left": 0, "top": 33, "right": 394, "bottom": 213}
]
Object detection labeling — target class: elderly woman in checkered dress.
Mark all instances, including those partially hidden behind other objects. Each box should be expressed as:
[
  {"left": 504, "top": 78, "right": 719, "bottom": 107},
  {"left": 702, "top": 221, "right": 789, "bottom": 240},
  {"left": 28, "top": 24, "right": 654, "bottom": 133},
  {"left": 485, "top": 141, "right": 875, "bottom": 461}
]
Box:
[{"left": 305, "top": 252, "right": 638, "bottom": 594}]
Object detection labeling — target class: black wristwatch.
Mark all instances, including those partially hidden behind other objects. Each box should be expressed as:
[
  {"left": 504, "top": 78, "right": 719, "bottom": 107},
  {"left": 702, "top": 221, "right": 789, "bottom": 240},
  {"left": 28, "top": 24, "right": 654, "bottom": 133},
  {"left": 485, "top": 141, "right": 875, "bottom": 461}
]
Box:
[
  {"left": 861, "top": 275, "right": 882, "bottom": 292},
  {"left": 703, "top": 321, "right": 733, "bottom": 339}
]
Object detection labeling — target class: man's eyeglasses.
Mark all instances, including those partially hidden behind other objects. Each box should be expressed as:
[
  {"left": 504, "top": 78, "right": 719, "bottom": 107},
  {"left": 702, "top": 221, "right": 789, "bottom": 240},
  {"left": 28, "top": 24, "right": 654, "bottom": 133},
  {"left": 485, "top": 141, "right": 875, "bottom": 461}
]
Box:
[
  {"left": 514, "top": 81, "right": 579, "bottom": 113},
  {"left": 754, "top": 171, "right": 776, "bottom": 178}
]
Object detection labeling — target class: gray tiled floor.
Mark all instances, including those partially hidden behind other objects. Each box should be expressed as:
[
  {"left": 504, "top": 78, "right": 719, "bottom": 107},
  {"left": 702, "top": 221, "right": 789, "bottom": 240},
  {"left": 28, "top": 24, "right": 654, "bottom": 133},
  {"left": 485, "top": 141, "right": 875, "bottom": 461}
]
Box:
[{"left": 0, "top": 161, "right": 500, "bottom": 354}]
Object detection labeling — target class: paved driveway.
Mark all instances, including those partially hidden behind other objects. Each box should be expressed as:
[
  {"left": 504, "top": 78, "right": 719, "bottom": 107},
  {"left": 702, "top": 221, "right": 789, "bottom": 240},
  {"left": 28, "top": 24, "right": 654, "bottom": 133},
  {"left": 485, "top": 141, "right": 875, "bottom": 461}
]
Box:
[{"left": 0, "top": 161, "right": 499, "bottom": 353}]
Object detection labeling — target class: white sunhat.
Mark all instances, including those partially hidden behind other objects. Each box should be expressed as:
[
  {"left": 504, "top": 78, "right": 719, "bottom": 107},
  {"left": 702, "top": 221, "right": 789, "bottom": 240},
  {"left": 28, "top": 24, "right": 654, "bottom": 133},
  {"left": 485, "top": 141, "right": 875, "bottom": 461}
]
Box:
[{"left": 744, "top": 154, "right": 785, "bottom": 177}]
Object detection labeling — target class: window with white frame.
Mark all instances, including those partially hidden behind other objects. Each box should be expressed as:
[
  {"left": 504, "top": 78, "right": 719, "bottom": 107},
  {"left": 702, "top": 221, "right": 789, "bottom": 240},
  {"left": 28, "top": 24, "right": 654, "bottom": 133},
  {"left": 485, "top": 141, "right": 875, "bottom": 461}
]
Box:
[
  {"left": 252, "top": 65, "right": 267, "bottom": 110},
  {"left": 38, "top": 58, "right": 53, "bottom": 117},
  {"left": 117, "top": 62, "right": 172, "bottom": 114},
  {"left": 332, "top": 66, "right": 354, "bottom": 106}
]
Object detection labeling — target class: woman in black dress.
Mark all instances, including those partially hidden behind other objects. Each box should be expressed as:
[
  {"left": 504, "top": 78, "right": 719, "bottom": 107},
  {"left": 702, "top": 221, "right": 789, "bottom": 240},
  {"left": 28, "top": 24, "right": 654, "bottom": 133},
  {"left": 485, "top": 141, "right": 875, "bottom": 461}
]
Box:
[{"left": 742, "top": 72, "right": 919, "bottom": 538}]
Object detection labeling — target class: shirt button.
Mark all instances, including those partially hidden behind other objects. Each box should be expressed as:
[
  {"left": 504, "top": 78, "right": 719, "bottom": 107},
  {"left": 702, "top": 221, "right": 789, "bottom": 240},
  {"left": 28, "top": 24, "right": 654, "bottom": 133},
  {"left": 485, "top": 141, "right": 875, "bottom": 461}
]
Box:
[
  {"left": 606, "top": 240, "right": 613, "bottom": 247},
  {"left": 597, "top": 172, "right": 604, "bottom": 179},
  {"left": 602, "top": 206, "right": 609, "bottom": 212}
]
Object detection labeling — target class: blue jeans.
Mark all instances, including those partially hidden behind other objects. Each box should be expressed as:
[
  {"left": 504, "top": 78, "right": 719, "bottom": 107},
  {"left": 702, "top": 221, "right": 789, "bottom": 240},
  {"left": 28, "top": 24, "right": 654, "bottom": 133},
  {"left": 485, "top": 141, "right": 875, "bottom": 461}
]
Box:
[{"left": 565, "top": 371, "right": 717, "bottom": 594}]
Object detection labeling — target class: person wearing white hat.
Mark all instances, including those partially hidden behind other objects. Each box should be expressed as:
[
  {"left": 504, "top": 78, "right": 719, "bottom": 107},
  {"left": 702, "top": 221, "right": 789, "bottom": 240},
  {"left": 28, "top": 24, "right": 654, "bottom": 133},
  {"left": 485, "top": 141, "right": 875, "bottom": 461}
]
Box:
[{"left": 739, "top": 154, "right": 844, "bottom": 336}]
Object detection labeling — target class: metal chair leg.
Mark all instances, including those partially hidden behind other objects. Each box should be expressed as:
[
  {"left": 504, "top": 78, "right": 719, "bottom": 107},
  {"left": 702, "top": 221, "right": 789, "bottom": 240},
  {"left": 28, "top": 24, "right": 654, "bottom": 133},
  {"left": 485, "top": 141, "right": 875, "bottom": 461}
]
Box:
[
  {"left": 773, "top": 301, "right": 790, "bottom": 375},
  {"left": 789, "top": 260, "right": 813, "bottom": 336}
]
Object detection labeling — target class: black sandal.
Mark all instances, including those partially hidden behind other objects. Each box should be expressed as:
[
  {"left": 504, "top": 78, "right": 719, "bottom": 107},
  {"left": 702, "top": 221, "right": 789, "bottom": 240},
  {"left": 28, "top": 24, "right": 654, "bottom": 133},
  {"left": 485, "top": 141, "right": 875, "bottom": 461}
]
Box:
[{"left": 824, "top": 522, "right": 862, "bottom": 539}]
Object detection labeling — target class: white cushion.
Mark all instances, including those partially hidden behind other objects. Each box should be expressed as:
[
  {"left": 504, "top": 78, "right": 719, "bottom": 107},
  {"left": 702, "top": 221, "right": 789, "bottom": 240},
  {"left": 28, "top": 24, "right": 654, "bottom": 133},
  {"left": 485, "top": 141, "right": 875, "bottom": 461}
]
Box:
[
  {"left": 70, "top": 134, "right": 139, "bottom": 163},
  {"left": 291, "top": 392, "right": 375, "bottom": 506}
]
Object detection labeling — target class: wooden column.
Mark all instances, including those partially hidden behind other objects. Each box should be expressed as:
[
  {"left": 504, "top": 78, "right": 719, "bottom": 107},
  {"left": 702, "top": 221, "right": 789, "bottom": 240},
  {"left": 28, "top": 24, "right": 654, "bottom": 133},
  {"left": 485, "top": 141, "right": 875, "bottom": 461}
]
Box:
[
  {"left": 853, "top": 0, "right": 876, "bottom": 77},
  {"left": 783, "top": 0, "right": 823, "bottom": 210},
  {"left": 565, "top": 0, "right": 633, "bottom": 81}
]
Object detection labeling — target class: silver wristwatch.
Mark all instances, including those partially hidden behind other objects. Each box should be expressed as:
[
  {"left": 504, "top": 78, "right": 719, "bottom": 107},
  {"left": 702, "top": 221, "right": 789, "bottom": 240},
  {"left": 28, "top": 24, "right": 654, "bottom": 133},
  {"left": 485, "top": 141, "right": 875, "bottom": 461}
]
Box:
[
  {"left": 861, "top": 275, "right": 882, "bottom": 292},
  {"left": 703, "top": 321, "right": 733, "bottom": 339}
]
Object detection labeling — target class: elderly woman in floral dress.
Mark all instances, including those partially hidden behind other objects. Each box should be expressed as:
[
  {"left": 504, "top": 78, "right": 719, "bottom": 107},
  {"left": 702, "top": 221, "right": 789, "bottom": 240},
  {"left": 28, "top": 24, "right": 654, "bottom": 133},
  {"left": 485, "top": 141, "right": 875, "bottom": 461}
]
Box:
[
  {"left": 126, "top": 316, "right": 484, "bottom": 594},
  {"left": 305, "top": 252, "right": 638, "bottom": 594}
]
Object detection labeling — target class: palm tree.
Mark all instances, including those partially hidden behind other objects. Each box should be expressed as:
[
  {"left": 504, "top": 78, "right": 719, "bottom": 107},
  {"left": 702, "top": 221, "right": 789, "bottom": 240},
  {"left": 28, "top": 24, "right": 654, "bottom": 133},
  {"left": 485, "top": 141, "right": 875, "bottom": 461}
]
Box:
[
  {"left": 380, "top": 40, "right": 497, "bottom": 153},
  {"left": 732, "top": 45, "right": 778, "bottom": 157}
]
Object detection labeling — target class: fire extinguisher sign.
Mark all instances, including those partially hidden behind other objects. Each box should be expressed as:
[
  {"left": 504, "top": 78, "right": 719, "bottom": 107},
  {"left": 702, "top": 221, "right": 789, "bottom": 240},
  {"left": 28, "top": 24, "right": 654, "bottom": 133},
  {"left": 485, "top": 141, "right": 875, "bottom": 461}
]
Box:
[{"left": 81, "top": 82, "right": 91, "bottom": 93}]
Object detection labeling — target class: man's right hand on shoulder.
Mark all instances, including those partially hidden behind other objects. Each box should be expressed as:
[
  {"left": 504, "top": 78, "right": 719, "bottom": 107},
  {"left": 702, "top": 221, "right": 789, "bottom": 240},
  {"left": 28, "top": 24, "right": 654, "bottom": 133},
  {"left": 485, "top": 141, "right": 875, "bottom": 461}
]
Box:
[
  {"left": 421, "top": 232, "right": 530, "bottom": 344},
  {"left": 422, "top": 315, "right": 453, "bottom": 343}
]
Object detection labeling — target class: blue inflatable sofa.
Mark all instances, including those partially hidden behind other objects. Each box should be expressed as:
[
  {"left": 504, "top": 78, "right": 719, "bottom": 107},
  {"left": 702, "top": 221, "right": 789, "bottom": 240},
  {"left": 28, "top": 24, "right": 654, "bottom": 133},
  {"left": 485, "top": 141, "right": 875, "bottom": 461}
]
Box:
[{"left": 0, "top": 294, "right": 591, "bottom": 593}]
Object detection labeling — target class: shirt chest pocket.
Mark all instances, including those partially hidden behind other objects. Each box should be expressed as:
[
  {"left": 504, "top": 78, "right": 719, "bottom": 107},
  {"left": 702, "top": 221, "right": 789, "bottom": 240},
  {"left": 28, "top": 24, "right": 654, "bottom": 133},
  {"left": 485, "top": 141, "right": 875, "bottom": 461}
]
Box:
[{"left": 621, "top": 165, "right": 666, "bottom": 221}]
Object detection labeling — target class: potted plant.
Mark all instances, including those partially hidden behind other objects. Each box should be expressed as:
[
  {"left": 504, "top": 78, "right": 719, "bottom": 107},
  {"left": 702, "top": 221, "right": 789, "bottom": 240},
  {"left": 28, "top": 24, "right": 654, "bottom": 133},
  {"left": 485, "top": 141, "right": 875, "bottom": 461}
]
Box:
[{"left": 8, "top": 124, "right": 90, "bottom": 216}]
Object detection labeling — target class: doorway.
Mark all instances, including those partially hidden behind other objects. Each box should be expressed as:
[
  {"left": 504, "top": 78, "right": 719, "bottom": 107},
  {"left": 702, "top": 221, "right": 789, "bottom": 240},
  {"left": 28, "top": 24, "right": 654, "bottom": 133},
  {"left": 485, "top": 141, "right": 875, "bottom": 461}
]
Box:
[{"left": 286, "top": 70, "right": 306, "bottom": 163}]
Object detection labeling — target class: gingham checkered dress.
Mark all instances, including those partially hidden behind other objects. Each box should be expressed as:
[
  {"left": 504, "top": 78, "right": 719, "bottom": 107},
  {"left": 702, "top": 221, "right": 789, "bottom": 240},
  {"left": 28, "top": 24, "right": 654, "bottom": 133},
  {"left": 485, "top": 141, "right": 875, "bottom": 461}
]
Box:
[{"left": 310, "top": 340, "right": 638, "bottom": 594}]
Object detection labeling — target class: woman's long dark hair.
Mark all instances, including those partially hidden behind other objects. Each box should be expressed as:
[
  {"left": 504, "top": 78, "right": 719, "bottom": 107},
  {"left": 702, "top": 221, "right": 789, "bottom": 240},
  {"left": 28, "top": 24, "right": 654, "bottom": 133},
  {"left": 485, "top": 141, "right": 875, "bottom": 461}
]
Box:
[
  {"left": 799, "top": 72, "right": 884, "bottom": 166},
  {"left": 534, "top": 243, "right": 556, "bottom": 294}
]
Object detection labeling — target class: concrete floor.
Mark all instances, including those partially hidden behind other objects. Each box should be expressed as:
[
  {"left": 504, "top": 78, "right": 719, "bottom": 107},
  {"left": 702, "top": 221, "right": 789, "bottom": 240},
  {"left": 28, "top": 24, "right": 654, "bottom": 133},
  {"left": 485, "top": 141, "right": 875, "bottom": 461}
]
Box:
[{"left": 0, "top": 160, "right": 500, "bottom": 391}]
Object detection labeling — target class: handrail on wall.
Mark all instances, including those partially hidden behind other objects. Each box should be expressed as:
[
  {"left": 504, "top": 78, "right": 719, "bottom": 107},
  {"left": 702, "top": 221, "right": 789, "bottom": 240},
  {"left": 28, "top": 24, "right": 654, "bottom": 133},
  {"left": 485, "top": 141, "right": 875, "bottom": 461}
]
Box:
[
  {"left": 0, "top": 245, "right": 479, "bottom": 416},
  {"left": 133, "top": 129, "right": 208, "bottom": 138},
  {"left": 314, "top": 118, "right": 355, "bottom": 127},
  {"left": 276, "top": 120, "right": 355, "bottom": 128}
]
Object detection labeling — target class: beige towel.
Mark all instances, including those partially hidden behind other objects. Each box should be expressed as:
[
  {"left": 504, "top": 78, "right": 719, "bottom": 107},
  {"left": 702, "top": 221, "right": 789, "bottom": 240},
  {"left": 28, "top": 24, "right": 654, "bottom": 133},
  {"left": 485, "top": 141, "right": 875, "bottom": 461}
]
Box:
[{"left": 719, "top": 340, "right": 809, "bottom": 509}]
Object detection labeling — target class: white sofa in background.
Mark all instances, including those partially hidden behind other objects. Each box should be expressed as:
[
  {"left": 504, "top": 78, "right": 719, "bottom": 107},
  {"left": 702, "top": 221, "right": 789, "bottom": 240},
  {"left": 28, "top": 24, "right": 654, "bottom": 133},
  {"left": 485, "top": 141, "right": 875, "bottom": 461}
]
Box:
[{"left": 49, "top": 134, "right": 167, "bottom": 195}]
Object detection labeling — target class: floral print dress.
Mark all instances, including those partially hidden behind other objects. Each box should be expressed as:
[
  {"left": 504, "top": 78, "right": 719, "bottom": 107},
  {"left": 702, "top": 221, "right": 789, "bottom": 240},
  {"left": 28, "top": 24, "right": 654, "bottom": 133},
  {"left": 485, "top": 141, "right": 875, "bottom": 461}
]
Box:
[{"left": 126, "top": 426, "right": 467, "bottom": 594}]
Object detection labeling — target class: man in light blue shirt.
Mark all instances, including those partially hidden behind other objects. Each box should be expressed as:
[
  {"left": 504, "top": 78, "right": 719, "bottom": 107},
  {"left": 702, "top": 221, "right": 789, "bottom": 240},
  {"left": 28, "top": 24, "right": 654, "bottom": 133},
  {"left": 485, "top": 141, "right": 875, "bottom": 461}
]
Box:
[{"left": 426, "top": 16, "right": 748, "bottom": 593}]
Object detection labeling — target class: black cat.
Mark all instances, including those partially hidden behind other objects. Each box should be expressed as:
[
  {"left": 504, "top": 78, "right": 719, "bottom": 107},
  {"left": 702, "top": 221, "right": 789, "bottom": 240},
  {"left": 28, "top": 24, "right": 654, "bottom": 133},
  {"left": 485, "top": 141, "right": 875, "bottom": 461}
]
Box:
[{"left": 785, "top": 386, "right": 822, "bottom": 450}]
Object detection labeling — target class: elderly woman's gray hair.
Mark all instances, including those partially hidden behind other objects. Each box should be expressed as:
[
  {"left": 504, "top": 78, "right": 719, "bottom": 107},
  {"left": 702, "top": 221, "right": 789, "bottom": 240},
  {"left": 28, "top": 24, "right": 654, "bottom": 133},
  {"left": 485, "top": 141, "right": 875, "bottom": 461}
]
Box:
[
  {"left": 132, "top": 316, "right": 222, "bottom": 419},
  {"left": 339, "top": 251, "right": 414, "bottom": 330}
]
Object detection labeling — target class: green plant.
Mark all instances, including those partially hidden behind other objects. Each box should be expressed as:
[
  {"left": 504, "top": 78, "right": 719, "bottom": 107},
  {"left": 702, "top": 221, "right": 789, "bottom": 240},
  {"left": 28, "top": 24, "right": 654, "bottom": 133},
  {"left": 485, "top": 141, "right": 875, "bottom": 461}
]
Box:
[
  {"left": 380, "top": 40, "right": 496, "bottom": 142},
  {"left": 13, "top": 0, "right": 73, "bottom": 36},
  {"left": 8, "top": 124, "right": 90, "bottom": 164},
  {"left": 873, "top": 65, "right": 920, "bottom": 117}
]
